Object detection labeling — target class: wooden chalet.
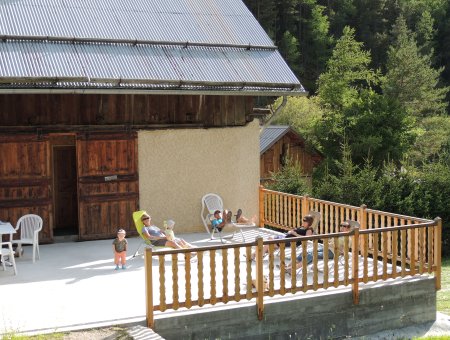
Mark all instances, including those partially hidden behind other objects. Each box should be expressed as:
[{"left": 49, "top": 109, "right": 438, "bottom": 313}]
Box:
[
  {"left": 260, "top": 125, "right": 322, "bottom": 184},
  {"left": 0, "top": 0, "right": 305, "bottom": 242}
]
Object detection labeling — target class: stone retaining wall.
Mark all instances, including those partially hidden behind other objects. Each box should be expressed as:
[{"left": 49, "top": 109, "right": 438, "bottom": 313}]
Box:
[{"left": 153, "top": 276, "right": 436, "bottom": 339}]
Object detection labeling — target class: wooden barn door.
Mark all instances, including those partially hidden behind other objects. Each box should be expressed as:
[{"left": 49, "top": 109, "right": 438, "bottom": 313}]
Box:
[
  {"left": 76, "top": 132, "right": 139, "bottom": 240},
  {"left": 0, "top": 135, "right": 52, "bottom": 242}
]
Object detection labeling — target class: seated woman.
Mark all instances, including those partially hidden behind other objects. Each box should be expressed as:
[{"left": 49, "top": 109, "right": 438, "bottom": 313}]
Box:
[
  {"left": 141, "top": 213, "right": 194, "bottom": 249},
  {"left": 284, "top": 221, "right": 352, "bottom": 272},
  {"left": 251, "top": 214, "right": 315, "bottom": 260}
]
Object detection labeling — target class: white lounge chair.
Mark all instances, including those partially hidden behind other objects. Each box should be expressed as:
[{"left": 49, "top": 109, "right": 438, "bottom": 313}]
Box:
[{"left": 200, "top": 193, "right": 255, "bottom": 243}]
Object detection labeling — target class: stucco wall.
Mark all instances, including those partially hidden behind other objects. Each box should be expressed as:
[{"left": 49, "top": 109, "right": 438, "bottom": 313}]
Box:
[{"left": 138, "top": 121, "right": 260, "bottom": 233}]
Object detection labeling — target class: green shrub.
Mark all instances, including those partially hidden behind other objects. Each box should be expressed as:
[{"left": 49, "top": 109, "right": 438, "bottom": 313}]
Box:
[
  {"left": 266, "top": 158, "right": 311, "bottom": 196},
  {"left": 313, "top": 150, "right": 450, "bottom": 256}
]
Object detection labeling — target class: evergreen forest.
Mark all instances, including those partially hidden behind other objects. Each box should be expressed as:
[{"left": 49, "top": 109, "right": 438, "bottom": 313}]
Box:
[{"left": 243, "top": 0, "right": 450, "bottom": 254}]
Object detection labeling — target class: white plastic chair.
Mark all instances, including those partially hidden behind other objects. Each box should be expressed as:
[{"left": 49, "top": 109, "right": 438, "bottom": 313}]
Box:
[
  {"left": 11, "top": 214, "right": 43, "bottom": 263},
  {"left": 1, "top": 242, "right": 17, "bottom": 275},
  {"left": 201, "top": 193, "right": 239, "bottom": 243}
]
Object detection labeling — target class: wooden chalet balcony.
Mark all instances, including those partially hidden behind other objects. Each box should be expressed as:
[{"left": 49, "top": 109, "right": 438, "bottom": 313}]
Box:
[{"left": 144, "top": 187, "right": 442, "bottom": 328}]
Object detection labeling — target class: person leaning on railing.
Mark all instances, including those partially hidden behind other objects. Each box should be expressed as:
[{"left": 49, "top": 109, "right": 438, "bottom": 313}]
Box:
[
  {"left": 284, "top": 221, "right": 352, "bottom": 273},
  {"left": 251, "top": 214, "right": 316, "bottom": 261}
]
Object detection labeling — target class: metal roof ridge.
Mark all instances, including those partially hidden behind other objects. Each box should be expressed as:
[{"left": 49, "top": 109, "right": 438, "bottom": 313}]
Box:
[
  {"left": 0, "top": 35, "right": 278, "bottom": 51},
  {"left": 265, "top": 125, "right": 290, "bottom": 129}
]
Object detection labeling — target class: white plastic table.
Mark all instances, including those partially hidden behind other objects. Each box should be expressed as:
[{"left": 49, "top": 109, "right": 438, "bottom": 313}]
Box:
[
  {"left": 0, "top": 221, "right": 15, "bottom": 235},
  {"left": 0, "top": 222, "right": 16, "bottom": 267}
]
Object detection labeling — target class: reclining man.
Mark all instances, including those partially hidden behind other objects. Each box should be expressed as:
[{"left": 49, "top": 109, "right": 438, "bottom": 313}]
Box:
[{"left": 211, "top": 208, "right": 256, "bottom": 232}]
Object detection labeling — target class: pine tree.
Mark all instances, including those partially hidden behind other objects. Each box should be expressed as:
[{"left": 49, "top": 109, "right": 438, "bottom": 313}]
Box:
[
  {"left": 296, "top": 0, "right": 333, "bottom": 93},
  {"left": 317, "top": 26, "right": 378, "bottom": 111},
  {"left": 382, "top": 15, "right": 449, "bottom": 117},
  {"left": 279, "top": 31, "right": 301, "bottom": 75},
  {"left": 315, "top": 27, "right": 414, "bottom": 169}
]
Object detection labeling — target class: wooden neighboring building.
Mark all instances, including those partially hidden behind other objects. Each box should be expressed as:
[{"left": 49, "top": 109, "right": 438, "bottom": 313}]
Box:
[
  {"left": 0, "top": 0, "right": 305, "bottom": 242},
  {"left": 260, "top": 126, "right": 322, "bottom": 185}
]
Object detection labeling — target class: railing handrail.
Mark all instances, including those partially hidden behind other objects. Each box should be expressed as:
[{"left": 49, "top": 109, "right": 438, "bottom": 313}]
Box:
[
  {"left": 258, "top": 187, "right": 306, "bottom": 199},
  {"left": 365, "top": 207, "right": 433, "bottom": 222},
  {"left": 145, "top": 188, "right": 442, "bottom": 329},
  {"left": 149, "top": 230, "right": 357, "bottom": 257},
  {"left": 260, "top": 186, "right": 435, "bottom": 224},
  {"left": 306, "top": 195, "right": 361, "bottom": 209},
  {"left": 151, "top": 241, "right": 248, "bottom": 255},
  {"left": 360, "top": 221, "right": 436, "bottom": 233}
]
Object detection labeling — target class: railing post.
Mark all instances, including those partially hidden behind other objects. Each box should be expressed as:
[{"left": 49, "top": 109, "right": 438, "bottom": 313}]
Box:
[
  {"left": 256, "top": 236, "right": 264, "bottom": 320},
  {"left": 434, "top": 217, "right": 442, "bottom": 290},
  {"left": 359, "top": 205, "right": 367, "bottom": 252},
  {"left": 302, "top": 194, "right": 309, "bottom": 217},
  {"left": 259, "top": 185, "right": 265, "bottom": 228},
  {"left": 145, "top": 247, "right": 154, "bottom": 328},
  {"left": 352, "top": 227, "right": 360, "bottom": 304}
]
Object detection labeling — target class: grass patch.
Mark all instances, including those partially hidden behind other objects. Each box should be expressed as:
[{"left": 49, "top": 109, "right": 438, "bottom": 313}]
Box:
[
  {"left": 437, "top": 257, "right": 450, "bottom": 315},
  {"left": 1, "top": 333, "right": 63, "bottom": 339},
  {"left": 0, "top": 327, "right": 131, "bottom": 340}
]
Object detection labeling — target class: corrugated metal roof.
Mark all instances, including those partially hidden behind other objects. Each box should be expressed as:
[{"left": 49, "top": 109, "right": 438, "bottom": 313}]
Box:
[
  {"left": 0, "top": 40, "right": 303, "bottom": 93},
  {"left": 0, "top": 0, "right": 305, "bottom": 94},
  {"left": 260, "top": 125, "right": 324, "bottom": 159},
  {"left": 260, "top": 125, "right": 291, "bottom": 154},
  {"left": 0, "top": 0, "right": 273, "bottom": 46}
]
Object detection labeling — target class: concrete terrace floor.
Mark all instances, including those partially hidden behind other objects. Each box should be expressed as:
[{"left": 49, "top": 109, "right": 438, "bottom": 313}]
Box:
[
  {"left": 1, "top": 227, "right": 449, "bottom": 338},
  {"left": 0, "top": 228, "right": 268, "bottom": 336}
]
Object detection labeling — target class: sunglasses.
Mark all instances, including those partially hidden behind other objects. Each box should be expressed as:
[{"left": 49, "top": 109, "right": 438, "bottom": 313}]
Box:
[{"left": 142, "top": 217, "right": 150, "bottom": 221}]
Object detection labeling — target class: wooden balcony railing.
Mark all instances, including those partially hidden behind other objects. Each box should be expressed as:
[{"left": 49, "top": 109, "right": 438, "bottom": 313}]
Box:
[
  {"left": 259, "top": 187, "right": 441, "bottom": 280},
  {"left": 145, "top": 188, "right": 442, "bottom": 328}
]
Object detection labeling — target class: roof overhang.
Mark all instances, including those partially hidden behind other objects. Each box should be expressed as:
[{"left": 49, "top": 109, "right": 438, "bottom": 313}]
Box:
[
  {"left": 0, "top": 87, "right": 307, "bottom": 96},
  {"left": 0, "top": 36, "right": 306, "bottom": 96}
]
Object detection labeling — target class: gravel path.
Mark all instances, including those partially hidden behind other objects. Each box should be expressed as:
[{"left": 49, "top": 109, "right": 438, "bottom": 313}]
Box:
[{"left": 350, "top": 312, "right": 450, "bottom": 339}]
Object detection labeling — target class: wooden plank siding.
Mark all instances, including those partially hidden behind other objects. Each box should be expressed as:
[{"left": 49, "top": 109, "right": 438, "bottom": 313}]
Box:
[
  {"left": 0, "top": 135, "right": 53, "bottom": 242},
  {"left": 0, "top": 94, "right": 253, "bottom": 129},
  {"left": 0, "top": 132, "right": 140, "bottom": 242},
  {"left": 260, "top": 133, "right": 321, "bottom": 182},
  {"left": 76, "top": 132, "right": 139, "bottom": 240},
  {"left": 0, "top": 92, "right": 254, "bottom": 241}
]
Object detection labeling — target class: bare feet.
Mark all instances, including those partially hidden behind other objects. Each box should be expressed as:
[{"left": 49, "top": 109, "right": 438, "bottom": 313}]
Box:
[
  {"left": 237, "top": 214, "right": 257, "bottom": 224},
  {"left": 226, "top": 211, "right": 232, "bottom": 223},
  {"left": 235, "top": 209, "right": 242, "bottom": 221}
]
